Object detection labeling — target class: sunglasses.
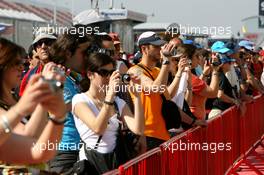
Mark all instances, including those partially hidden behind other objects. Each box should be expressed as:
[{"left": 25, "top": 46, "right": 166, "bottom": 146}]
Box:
[
  {"left": 95, "top": 69, "right": 115, "bottom": 77},
  {"left": 35, "top": 39, "right": 55, "bottom": 48},
  {"left": 97, "top": 48, "right": 115, "bottom": 57}
]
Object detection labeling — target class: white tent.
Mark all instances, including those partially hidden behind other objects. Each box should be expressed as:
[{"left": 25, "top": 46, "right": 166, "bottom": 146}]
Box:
[{"left": 73, "top": 9, "right": 109, "bottom": 25}]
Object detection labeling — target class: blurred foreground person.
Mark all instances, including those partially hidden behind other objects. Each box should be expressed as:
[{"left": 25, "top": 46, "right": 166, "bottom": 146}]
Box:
[{"left": 0, "top": 38, "right": 66, "bottom": 174}]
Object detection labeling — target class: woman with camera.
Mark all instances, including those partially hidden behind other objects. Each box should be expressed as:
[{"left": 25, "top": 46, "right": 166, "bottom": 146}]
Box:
[
  {"left": 72, "top": 53, "right": 144, "bottom": 174},
  {"left": 208, "top": 54, "right": 243, "bottom": 119},
  {"left": 0, "top": 38, "right": 66, "bottom": 173},
  {"left": 175, "top": 44, "right": 221, "bottom": 120}
]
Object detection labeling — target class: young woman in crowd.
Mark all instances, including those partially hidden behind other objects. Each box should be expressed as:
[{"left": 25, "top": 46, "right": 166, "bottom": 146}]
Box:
[
  {"left": 72, "top": 53, "right": 145, "bottom": 174},
  {"left": 0, "top": 38, "right": 66, "bottom": 173},
  {"left": 175, "top": 44, "right": 221, "bottom": 120}
]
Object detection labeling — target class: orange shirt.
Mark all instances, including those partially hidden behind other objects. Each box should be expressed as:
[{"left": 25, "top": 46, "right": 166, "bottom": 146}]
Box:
[
  {"left": 190, "top": 74, "right": 207, "bottom": 120},
  {"left": 130, "top": 65, "right": 170, "bottom": 141}
]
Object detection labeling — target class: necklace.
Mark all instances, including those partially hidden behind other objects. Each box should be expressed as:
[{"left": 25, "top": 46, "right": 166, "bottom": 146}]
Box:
[{"left": 86, "top": 92, "right": 104, "bottom": 109}]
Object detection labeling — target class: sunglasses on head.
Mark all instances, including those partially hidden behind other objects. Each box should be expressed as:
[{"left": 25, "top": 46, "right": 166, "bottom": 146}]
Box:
[
  {"left": 95, "top": 69, "right": 115, "bottom": 77},
  {"left": 97, "top": 48, "right": 115, "bottom": 57}
]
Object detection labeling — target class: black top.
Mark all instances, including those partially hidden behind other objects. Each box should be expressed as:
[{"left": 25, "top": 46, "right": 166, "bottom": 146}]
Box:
[{"left": 212, "top": 71, "right": 236, "bottom": 111}]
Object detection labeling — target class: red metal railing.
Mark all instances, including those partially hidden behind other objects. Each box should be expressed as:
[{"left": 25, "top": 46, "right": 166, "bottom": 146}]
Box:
[{"left": 103, "top": 95, "right": 264, "bottom": 175}]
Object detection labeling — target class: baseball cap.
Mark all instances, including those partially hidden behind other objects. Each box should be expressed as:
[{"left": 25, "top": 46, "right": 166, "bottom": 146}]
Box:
[
  {"left": 211, "top": 41, "right": 230, "bottom": 53},
  {"left": 238, "top": 40, "right": 254, "bottom": 51},
  {"left": 137, "top": 31, "right": 166, "bottom": 46},
  {"left": 218, "top": 54, "right": 236, "bottom": 64},
  {"left": 32, "top": 33, "right": 57, "bottom": 45},
  {"left": 183, "top": 39, "right": 194, "bottom": 45},
  {"left": 224, "top": 42, "right": 239, "bottom": 55}
]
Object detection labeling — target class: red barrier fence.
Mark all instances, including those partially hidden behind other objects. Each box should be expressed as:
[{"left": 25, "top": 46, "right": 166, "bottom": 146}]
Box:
[{"left": 104, "top": 95, "right": 264, "bottom": 175}]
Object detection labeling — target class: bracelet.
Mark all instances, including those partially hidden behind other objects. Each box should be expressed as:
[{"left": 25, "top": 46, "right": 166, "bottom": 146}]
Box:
[
  {"left": 202, "top": 73, "right": 209, "bottom": 77},
  {"left": 0, "top": 115, "right": 11, "bottom": 133},
  {"left": 212, "top": 72, "right": 219, "bottom": 76},
  {"left": 187, "top": 86, "right": 193, "bottom": 91},
  {"left": 47, "top": 114, "right": 66, "bottom": 125},
  {"left": 103, "top": 100, "right": 114, "bottom": 106},
  {"left": 190, "top": 118, "right": 196, "bottom": 126}
]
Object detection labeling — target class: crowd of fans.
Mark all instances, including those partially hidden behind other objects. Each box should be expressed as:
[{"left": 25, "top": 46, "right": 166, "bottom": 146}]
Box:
[{"left": 0, "top": 25, "right": 264, "bottom": 174}]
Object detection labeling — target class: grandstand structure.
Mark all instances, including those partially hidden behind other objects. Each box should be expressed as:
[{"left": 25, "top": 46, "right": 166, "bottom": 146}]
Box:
[{"left": 0, "top": 0, "right": 72, "bottom": 49}]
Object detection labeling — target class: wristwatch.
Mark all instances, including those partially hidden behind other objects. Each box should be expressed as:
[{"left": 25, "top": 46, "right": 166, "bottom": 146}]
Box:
[{"left": 162, "top": 60, "right": 170, "bottom": 65}]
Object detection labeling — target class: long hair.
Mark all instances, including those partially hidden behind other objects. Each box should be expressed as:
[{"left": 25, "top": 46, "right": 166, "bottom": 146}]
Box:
[
  {"left": 80, "top": 53, "right": 116, "bottom": 92},
  {"left": 0, "top": 38, "right": 25, "bottom": 98}
]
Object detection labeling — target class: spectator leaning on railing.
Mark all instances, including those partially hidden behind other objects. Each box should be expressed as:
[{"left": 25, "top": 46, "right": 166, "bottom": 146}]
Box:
[
  {"left": 238, "top": 40, "right": 264, "bottom": 95},
  {"left": 208, "top": 53, "right": 244, "bottom": 119},
  {"left": 175, "top": 44, "right": 221, "bottom": 120}
]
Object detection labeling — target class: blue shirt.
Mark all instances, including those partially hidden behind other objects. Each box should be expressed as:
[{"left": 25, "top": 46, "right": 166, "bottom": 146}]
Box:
[
  {"left": 59, "top": 72, "right": 82, "bottom": 151},
  {"left": 195, "top": 65, "right": 203, "bottom": 76}
]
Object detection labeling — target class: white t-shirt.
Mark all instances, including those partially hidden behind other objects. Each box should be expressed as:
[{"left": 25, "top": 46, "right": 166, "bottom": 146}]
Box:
[
  {"left": 72, "top": 93, "right": 126, "bottom": 159},
  {"left": 225, "top": 65, "right": 240, "bottom": 93},
  {"left": 171, "top": 71, "right": 188, "bottom": 109}
]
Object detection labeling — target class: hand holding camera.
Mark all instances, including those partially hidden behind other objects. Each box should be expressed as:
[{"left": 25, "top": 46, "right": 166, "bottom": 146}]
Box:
[
  {"left": 107, "top": 70, "right": 121, "bottom": 97},
  {"left": 39, "top": 62, "right": 66, "bottom": 118},
  {"left": 127, "top": 73, "right": 141, "bottom": 97},
  {"left": 211, "top": 54, "right": 223, "bottom": 72},
  {"left": 161, "top": 43, "right": 175, "bottom": 60},
  {"left": 177, "top": 57, "right": 190, "bottom": 73},
  {"left": 41, "top": 62, "right": 65, "bottom": 93}
]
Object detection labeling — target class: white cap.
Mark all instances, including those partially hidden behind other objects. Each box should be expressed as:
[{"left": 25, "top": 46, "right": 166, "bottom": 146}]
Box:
[{"left": 32, "top": 33, "right": 57, "bottom": 45}]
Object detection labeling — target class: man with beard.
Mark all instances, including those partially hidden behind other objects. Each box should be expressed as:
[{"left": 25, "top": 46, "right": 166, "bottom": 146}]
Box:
[{"left": 128, "top": 31, "right": 204, "bottom": 150}]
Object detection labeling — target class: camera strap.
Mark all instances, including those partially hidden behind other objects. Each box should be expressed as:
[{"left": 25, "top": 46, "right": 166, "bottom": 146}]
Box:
[
  {"left": 136, "top": 64, "right": 155, "bottom": 80},
  {"left": 137, "top": 64, "right": 167, "bottom": 101}
]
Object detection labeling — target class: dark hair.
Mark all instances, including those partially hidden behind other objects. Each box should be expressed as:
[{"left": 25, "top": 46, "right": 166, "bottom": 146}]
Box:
[
  {"left": 28, "top": 45, "right": 34, "bottom": 59},
  {"left": 194, "top": 48, "right": 211, "bottom": 58},
  {"left": 176, "top": 44, "right": 197, "bottom": 59},
  {"left": 96, "top": 34, "right": 113, "bottom": 42},
  {"left": 0, "top": 38, "right": 25, "bottom": 98},
  {"left": 80, "top": 53, "right": 116, "bottom": 92},
  {"left": 49, "top": 27, "right": 94, "bottom": 65}
]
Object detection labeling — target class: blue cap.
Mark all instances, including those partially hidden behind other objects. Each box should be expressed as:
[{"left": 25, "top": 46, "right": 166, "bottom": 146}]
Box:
[
  {"left": 238, "top": 40, "right": 254, "bottom": 51},
  {"left": 218, "top": 54, "right": 236, "bottom": 64},
  {"left": 225, "top": 42, "right": 239, "bottom": 55},
  {"left": 195, "top": 43, "right": 203, "bottom": 48},
  {"left": 211, "top": 41, "right": 230, "bottom": 53},
  {"left": 183, "top": 40, "right": 194, "bottom": 45}
]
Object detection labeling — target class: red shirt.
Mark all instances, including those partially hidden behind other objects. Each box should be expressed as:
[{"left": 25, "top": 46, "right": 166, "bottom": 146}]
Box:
[
  {"left": 19, "top": 65, "right": 43, "bottom": 96},
  {"left": 190, "top": 74, "right": 207, "bottom": 119}
]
